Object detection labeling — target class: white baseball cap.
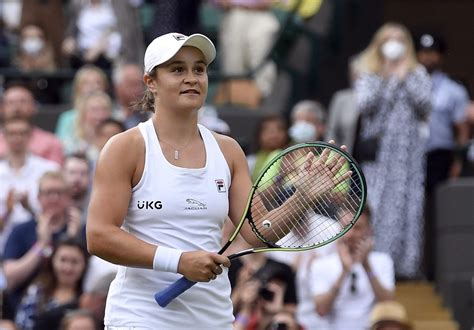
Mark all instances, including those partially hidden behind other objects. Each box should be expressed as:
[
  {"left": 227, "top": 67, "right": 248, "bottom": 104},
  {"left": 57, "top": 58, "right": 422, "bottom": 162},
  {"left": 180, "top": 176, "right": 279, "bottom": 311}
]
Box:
[{"left": 144, "top": 32, "right": 216, "bottom": 74}]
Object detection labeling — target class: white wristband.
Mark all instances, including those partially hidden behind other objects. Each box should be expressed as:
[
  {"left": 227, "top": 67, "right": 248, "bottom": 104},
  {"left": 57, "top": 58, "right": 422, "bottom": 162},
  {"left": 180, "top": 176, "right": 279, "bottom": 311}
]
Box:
[{"left": 153, "top": 246, "right": 183, "bottom": 273}]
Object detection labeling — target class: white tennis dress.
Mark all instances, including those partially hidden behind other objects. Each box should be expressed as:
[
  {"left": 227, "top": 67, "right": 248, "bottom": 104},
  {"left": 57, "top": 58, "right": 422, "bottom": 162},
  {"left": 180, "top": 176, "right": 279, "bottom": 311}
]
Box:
[{"left": 104, "top": 119, "right": 233, "bottom": 329}]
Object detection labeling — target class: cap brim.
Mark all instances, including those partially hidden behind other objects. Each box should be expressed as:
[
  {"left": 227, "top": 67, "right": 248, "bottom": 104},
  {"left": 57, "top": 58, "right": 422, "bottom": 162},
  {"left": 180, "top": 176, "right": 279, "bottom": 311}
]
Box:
[{"left": 182, "top": 34, "right": 216, "bottom": 65}]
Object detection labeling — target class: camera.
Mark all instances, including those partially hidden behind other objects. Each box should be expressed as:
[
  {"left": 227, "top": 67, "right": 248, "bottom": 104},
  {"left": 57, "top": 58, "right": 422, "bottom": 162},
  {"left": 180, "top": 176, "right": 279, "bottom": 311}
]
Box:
[
  {"left": 270, "top": 322, "right": 289, "bottom": 330},
  {"left": 258, "top": 286, "right": 275, "bottom": 301}
]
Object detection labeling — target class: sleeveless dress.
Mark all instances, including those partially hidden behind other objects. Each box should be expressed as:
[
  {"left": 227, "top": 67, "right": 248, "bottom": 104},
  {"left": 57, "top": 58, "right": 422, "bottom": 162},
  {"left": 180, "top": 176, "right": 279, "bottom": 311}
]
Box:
[{"left": 104, "top": 119, "right": 233, "bottom": 329}]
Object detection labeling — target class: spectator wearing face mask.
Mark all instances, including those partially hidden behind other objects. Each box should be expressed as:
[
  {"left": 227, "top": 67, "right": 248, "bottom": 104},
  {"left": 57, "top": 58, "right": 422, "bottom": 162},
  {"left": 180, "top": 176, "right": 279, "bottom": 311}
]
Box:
[
  {"left": 14, "top": 24, "right": 57, "bottom": 71},
  {"left": 353, "top": 22, "right": 431, "bottom": 279},
  {"left": 288, "top": 100, "right": 326, "bottom": 144}
]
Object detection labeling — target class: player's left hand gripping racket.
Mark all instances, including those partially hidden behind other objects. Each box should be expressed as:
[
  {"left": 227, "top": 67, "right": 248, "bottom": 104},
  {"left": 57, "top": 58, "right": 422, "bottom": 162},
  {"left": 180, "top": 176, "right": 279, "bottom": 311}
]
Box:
[{"left": 155, "top": 142, "right": 367, "bottom": 307}]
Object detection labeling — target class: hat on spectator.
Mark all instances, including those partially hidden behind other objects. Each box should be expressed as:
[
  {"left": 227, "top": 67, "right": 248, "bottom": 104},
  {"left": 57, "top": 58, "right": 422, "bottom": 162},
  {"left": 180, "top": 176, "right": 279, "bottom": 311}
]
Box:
[
  {"left": 415, "top": 32, "right": 446, "bottom": 54},
  {"left": 370, "top": 301, "right": 412, "bottom": 329},
  {"left": 144, "top": 32, "right": 216, "bottom": 74}
]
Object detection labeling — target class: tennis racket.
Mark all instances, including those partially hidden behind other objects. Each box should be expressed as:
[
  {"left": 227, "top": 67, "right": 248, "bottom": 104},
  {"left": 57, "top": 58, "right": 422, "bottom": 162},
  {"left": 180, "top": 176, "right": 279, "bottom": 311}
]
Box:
[{"left": 155, "top": 141, "right": 367, "bottom": 307}]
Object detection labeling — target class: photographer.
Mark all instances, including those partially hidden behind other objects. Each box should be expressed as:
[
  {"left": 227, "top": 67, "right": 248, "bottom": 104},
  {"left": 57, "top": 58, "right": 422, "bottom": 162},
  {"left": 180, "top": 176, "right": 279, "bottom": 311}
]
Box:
[{"left": 231, "top": 254, "right": 296, "bottom": 330}]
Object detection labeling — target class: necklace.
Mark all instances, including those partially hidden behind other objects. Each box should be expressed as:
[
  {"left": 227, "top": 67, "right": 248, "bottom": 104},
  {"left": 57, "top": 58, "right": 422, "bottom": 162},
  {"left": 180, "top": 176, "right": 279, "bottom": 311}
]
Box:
[{"left": 157, "top": 132, "right": 196, "bottom": 160}]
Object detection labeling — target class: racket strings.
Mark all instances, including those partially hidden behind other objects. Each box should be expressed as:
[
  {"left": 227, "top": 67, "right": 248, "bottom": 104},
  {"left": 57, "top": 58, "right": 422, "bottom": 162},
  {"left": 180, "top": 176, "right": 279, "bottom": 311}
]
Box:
[{"left": 250, "top": 146, "right": 364, "bottom": 249}]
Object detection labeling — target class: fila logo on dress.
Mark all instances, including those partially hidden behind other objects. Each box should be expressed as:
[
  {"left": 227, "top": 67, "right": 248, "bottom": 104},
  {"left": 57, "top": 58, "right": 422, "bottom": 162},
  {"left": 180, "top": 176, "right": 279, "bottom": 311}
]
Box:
[{"left": 215, "top": 179, "right": 226, "bottom": 193}]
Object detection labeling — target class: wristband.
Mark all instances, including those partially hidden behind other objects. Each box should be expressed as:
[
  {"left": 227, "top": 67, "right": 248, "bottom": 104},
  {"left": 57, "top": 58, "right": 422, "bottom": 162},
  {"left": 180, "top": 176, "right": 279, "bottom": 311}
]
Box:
[
  {"left": 152, "top": 246, "right": 183, "bottom": 273},
  {"left": 32, "top": 243, "right": 53, "bottom": 258}
]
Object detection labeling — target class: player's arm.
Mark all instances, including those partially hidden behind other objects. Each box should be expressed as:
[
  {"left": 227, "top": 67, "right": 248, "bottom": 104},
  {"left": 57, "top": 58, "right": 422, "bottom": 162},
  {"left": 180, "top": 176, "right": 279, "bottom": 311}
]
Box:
[
  {"left": 218, "top": 135, "right": 263, "bottom": 247},
  {"left": 86, "top": 129, "right": 157, "bottom": 268}
]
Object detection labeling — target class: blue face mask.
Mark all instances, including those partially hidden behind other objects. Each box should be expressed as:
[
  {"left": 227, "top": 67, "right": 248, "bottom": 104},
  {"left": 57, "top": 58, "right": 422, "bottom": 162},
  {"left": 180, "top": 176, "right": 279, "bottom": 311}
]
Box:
[{"left": 289, "top": 121, "right": 317, "bottom": 143}]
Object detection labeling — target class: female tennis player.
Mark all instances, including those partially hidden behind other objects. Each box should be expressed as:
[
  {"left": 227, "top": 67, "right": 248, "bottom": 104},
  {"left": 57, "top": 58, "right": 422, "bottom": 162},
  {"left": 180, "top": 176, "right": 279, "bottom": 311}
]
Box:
[{"left": 86, "top": 32, "right": 347, "bottom": 329}]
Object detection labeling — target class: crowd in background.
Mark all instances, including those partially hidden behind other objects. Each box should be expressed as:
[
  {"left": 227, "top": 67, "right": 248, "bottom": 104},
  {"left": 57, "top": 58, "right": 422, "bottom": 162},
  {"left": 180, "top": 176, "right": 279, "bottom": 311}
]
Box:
[{"left": 0, "top": 0, "right": 473, "bottom": 329}]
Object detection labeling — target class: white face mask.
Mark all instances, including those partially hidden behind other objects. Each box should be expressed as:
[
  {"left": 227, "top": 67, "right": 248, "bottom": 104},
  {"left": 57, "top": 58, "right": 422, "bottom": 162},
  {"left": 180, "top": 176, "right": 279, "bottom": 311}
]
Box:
[
  {"left": 381, "top": 39, "right": 406, "bottom": 61},
  {"left": 289, "top": 121, "right": 317, "bottom": 143},
  {"left": 21, "top": 37, "right": 44, "bottom": 55}
]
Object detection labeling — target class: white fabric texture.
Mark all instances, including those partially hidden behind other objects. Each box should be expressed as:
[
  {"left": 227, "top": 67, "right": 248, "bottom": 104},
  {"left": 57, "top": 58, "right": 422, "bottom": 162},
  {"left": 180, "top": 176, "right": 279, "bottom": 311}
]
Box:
[
  {"left": 311, "top": 251, "right": 395, "bottom": 330},
  {"left": 104, "top": 119, "right": 233, "bottom": 329}
]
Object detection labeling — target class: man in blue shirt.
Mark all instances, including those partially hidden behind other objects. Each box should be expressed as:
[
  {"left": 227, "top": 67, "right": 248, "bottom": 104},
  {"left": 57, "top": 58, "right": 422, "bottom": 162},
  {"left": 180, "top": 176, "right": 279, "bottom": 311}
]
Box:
[
  {"left": 416, "top": 32, "right": 469, "bottom": 280},
  {"left": 2, "top": 171, "right": 85, "bottom": 319}
]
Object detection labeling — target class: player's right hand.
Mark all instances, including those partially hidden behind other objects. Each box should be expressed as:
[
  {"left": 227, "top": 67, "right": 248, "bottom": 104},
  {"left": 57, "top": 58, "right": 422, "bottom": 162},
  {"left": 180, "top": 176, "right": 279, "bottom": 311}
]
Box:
[{"left": 177, "top": 251, "right": 231, "bottom": 282}]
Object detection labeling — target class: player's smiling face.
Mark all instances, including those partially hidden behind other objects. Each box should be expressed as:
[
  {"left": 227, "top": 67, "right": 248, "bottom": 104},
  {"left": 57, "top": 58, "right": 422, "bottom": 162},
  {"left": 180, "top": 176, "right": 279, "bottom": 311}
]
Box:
[{"left": 154, "top": 46, "right": 208, "bottom": 111}]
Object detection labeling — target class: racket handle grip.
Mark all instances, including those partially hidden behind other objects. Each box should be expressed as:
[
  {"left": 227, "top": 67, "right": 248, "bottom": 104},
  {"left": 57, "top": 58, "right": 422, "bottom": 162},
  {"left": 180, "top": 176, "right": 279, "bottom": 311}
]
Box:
[{"left": 155, "top": 276, "right": 196, "bottom": 307}]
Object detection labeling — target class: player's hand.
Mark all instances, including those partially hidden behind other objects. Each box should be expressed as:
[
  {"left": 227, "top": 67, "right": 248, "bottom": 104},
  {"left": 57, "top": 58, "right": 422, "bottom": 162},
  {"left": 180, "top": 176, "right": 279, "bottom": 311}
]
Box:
[{"left": 177, "top": 251, "right": 230, "bottom": 282}]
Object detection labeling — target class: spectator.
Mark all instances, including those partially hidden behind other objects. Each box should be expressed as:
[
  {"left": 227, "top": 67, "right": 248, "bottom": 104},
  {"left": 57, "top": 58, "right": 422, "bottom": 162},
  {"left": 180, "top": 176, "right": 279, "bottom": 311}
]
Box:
[
  {"left": 230, "top": 252, "right": 297, "bottom": 316},
  {"left": 14, "top": 237, "right": 88, "bottom": 330},
  {"left": 0, "top": 118, "right": 59, "bottom": 252},
  {"left": 109, "top": 0, "right": 145, "bottom": 65},
  {"left": 2, "top": 171, "right": 84, "bottom": 319},
  {"left": 55, "top": 65, "right": 109, "bottom": 146},
  {"left": 0, "top": 19, "right": 12, "bottom": 67},
  {"left": 92, "top": 117, "right": 126, "bottom": 152},
  {"left": 112, "top": 63, "right": 148, "bottom": 129},
  {"left": 288, "top": 100, "right": 326, "bottom": 144},
  {"left": 215, "top": 0, "right": 280, "bottom": 98},
  {"left": 59, "top": 309, "right": 97, "bottom": 330},
  {"left": 13, "top": 24, "right": 57, "bottom": 71},
  {"left": 62, "top": 0, "right": 121, "bottom": 70},
  {"left": 369, "top": 301, "right": 412, "bottom": 330},
  {"left": 460, "top": 100, "right": 474, "bottom": 176},
  {"left": 246, "top": 114, "right": 289, "bottom": 182},
  {"left": 311, "top": 206, "right": 395, "bottom": 330},
  {"left": 415, "top": 32, "right": 470, "bottom": 279},
  {"left": 61, "top": 91, "right": 113, "bottom": 158},
  {"left": 415, "top": 32, "right": 469, "bottom": 183},
  {"left": 0, "top": 83, "right": 64, "bottom": 165},
  {"left": 232, "top": 266, "right": 295, "bottom": 330},
  {"left": 198, "top": 104, "right": 231, "bottom": 136},
  {"left": 353, "top": 22, "right": 431, "bottom": 278},
  {"left": 20, "top": 0, "right": 66, "bottom": 67},
  {"left": 0, "top": 319, "right": 17, "bottom": 330},
  {"left": 63, "top": 153, "right": 91, "bottom": 224},
  {"left": 1, "top": 0, "right": 22, "bottom": 34},
  {"left": 79, "top": 271, "right": 116, "bottom": 328},
  {"left": 149, "top": 0, "right": 203, "bottom": 41},
  {"left": 326, "top": 55, "right": 363, "bottom": 153},
  {"left": 267, "top": 245, "right": 335, "bottom": 330}
]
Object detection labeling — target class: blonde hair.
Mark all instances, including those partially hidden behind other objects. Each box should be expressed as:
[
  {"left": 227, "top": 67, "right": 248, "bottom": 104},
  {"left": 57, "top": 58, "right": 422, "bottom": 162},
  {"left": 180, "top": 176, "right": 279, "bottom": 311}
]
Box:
[
  {"left": 75, "top": 91, "right": 112, "bottom": 140},
  {"left": 358, "top": 22, "right": 418, "bottom": 74},
  {"left": 71, "top": 65, "right": 108, "bottom": 107},
  {"left": 38, "top": 171, "right": 68, "bottom": 192}
]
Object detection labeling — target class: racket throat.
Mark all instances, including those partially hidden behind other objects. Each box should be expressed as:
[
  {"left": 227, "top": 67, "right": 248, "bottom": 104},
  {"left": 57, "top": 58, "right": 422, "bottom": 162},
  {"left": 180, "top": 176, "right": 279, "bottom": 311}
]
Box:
[{"left": 228, "top": 248, "right": 255, "bottom": 260}]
